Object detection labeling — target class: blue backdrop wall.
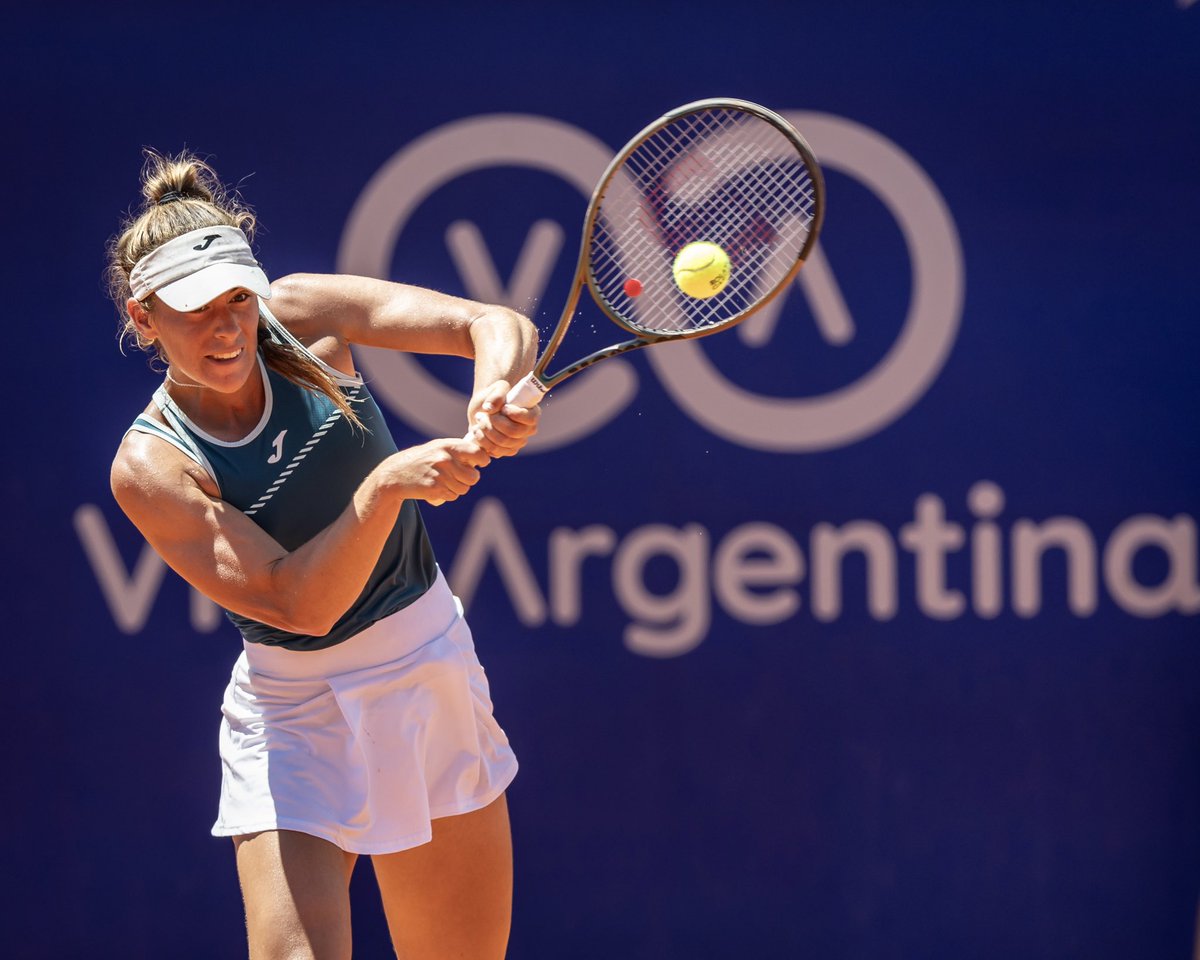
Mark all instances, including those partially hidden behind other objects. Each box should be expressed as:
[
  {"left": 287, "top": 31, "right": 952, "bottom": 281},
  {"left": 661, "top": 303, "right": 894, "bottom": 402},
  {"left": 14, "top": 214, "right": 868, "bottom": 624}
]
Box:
[{"left": 5, "top": 2, "right": 1198, "bottom": 957}]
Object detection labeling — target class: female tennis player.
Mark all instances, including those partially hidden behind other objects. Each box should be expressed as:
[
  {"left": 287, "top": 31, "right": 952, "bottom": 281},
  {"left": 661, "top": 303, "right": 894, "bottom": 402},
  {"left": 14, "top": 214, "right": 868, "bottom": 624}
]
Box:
[{"left": 106, "top": 149, "right": 538, "bottom": 959}]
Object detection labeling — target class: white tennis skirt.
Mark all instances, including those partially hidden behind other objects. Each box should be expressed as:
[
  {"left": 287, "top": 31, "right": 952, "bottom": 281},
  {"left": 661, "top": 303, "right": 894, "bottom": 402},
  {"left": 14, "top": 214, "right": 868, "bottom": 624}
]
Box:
[{"left": 211, "top": 571, "right": 517, "bottom": 854}]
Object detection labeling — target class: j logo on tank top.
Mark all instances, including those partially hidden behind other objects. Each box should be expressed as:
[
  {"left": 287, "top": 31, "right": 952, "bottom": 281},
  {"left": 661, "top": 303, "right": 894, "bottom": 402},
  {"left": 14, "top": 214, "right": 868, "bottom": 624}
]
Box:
[{"left": 267, "top": 429, "right": 287, "bottom": 464}]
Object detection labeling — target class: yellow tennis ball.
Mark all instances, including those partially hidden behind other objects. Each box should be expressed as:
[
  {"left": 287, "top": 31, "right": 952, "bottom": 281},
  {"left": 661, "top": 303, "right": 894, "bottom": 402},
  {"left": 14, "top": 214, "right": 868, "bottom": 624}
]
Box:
[{"left": 672, "top": 241, "right": 731, "bottom": 299}]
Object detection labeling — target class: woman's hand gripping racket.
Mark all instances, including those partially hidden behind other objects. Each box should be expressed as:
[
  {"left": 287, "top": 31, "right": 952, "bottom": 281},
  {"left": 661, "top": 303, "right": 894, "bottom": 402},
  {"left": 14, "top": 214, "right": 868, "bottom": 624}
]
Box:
[{"left": 435, "top": 98, "right": 825, "bottom": 503}]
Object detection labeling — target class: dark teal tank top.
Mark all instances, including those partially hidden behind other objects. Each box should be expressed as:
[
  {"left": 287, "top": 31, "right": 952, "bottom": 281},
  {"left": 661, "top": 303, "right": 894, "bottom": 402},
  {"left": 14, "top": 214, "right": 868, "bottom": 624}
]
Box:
[{"left": 126, "top": 310, "right": 437, "bottom": 651}]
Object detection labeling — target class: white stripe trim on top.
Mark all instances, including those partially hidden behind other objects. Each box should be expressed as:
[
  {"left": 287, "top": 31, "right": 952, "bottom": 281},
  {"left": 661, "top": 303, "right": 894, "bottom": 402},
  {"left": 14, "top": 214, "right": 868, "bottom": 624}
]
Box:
[
  {"left": 153, "top": 353, "right": 274, "bottom": 448},
  {"left": 244, "top": 386, "right": 360, "bottom": 517}
]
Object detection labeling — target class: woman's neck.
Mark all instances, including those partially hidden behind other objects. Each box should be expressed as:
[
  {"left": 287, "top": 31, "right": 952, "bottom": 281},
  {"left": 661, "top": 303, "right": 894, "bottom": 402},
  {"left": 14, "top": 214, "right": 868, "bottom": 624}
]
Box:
[{"left": 163, "top": 358, "right": 266, "bottom": 441}]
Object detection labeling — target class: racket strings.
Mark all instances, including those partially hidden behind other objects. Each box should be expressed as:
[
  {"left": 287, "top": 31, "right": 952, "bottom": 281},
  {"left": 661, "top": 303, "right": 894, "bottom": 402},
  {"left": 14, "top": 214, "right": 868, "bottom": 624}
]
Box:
[{"left": 590, "top": 107, "right": 817, "bottom": 336}]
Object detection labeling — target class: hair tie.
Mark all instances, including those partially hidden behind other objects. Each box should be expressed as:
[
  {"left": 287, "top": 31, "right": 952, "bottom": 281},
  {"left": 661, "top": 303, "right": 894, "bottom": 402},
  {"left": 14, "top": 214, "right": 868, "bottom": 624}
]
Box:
[{"left": 157, "top": 190, "right": 184, "bottom": 206}]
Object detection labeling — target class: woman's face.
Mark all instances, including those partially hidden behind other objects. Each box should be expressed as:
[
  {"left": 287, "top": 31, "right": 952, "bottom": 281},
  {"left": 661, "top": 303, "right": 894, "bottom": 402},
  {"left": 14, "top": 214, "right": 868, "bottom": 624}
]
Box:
[{"left": 129, "top": 287, "right": 261, "bottom": 392}]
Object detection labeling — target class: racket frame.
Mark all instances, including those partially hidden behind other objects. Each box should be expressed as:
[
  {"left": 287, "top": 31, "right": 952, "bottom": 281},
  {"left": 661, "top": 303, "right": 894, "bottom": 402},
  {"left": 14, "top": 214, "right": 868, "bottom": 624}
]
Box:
[{"left": 519, "top": 97, "right": 826, "bottom": 401}]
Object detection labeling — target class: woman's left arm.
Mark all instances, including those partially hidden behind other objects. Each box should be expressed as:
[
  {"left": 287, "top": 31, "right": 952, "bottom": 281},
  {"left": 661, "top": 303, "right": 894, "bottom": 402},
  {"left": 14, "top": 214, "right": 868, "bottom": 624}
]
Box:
[{"left": 268, "top": 273, "right": 540, "bottom": 457}]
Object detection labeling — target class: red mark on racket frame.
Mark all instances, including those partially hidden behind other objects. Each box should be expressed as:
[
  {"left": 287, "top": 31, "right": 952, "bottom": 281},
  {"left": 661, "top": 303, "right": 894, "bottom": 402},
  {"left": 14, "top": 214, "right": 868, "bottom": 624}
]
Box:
[{"left": 623, "top": 278, "right": 643, "bottom": 297}]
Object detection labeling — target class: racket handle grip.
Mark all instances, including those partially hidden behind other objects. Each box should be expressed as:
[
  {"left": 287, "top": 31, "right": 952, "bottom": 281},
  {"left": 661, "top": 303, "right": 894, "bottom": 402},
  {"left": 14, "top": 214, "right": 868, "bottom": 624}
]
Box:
[
  {"left": 506, "top": 371, "right": 548, "bottom": 408},
  {"left": 428, "top": 373, "right": 547, "bottom": 507}
]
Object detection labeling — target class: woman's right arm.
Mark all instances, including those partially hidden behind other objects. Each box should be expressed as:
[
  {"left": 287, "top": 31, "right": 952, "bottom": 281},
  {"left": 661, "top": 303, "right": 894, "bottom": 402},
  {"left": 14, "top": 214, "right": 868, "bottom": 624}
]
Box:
[{"left": 111, "top": 431, "right": 489, "bottom": 637}]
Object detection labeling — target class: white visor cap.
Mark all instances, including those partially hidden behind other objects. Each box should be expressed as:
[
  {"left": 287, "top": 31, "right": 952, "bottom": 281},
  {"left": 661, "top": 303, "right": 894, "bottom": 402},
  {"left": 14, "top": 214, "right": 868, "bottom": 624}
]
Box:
[{"left": 129, "top": 225, "right": 271, "bottom": 311}]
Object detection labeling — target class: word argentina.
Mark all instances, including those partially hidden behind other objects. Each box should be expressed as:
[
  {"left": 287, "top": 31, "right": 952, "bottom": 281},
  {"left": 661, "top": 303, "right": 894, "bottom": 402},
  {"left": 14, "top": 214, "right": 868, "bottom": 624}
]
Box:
[
  {"left": 446, "top": 481, "right": 1199, "bottom": 657},
  {"left": 76, "top": 481, "right": 1198, "bottom": 656}
]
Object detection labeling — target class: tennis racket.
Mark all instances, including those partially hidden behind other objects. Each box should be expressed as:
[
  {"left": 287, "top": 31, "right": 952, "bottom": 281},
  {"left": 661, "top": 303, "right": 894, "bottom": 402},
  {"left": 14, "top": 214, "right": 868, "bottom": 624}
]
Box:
[
  {"left": 437, "top": 98, "right": 825, "bottom": 502},
  {"left": 508, "top": 96, "right": 824, "bottom": 406}
]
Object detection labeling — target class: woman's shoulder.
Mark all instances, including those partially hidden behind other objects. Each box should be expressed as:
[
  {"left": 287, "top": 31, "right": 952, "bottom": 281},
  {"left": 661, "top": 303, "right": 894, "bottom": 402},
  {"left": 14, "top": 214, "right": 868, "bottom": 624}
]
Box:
[
  {"left": 265, "top": 273, "right": 357, "bottom": 375},
  {"left": 112, "top": 417, "right": 220, "bottom": 505},
  {"left": 265, "top": 272, "right": 343, "bottom": 335}
]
